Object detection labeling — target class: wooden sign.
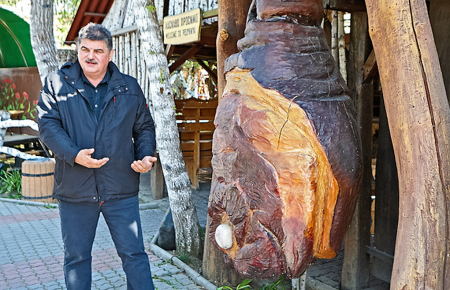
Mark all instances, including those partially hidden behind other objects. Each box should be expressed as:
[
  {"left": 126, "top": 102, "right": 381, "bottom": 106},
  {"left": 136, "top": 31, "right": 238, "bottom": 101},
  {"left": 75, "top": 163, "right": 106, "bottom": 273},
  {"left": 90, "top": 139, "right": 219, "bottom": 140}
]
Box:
[{"left": 163, "top": 8, "right": 202, "bottom": 45}]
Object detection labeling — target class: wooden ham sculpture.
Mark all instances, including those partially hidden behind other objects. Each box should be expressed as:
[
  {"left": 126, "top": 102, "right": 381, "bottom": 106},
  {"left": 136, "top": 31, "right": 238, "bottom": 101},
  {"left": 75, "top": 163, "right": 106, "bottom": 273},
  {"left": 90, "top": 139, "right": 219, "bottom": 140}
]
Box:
[{"left": 208, "top": 0, "right": 363, "bottom": 280}]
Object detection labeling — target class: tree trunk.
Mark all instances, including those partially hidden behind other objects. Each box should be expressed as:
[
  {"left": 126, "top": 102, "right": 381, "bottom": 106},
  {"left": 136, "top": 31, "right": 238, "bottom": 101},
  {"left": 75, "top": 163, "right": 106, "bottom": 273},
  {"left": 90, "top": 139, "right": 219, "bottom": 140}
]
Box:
[
  {"left": 30, "top": 0, "right": 59, "bottom": 85},
  {"left": 134, "top": 0, "right": 202, "bottom": 259},
  {"left": 331, "top": 10, "right": 339, "bottom": 65},
  {"left": 338, "top": 11, "right": 347, "bottom": 83},
  {"left": 366, "top": 0, "right": 450, "bottom": 288}
]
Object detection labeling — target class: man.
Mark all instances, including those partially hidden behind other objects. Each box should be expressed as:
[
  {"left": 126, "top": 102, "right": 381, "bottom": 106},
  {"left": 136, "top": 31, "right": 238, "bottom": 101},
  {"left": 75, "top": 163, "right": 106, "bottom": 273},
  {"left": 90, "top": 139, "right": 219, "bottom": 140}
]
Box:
[{"left": 37, "top": 23, "right": 156, "bottom": 289}]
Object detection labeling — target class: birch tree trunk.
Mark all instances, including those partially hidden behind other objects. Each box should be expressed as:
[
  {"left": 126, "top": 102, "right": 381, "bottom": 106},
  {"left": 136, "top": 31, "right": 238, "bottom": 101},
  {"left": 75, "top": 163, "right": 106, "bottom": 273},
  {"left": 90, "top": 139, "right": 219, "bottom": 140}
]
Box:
[
  {"left": 338, "top": 11, "right": 347, "bottom": 83},
  {"left": 30, "top": 0, "right": 59, "bottom": 85},
  {"left": 331, "top": 10, "right": 338, "bottom": 65},
  {"left": 366, "top": 0, "right": 450, "bottom": 288},
  {"left": 134, "top": 0, "right": 203, "bottom": 259}
]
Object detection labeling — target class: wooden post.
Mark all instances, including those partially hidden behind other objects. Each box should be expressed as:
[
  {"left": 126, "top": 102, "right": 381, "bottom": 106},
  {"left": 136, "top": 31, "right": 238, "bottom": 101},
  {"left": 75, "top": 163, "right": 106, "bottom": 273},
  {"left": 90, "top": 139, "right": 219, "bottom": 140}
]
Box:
[
  {"left": 372, "top": 92, "right": 398, "bottom": 283},
  {"left": 203, "top": 0, "right": 253, "bottom": 286},
  {"left": 341, "top": 11, "right": 372, "bottom": 290},
  {"left": 366, "top": 0, "right": 450, "bottom": 288},
  {"left": 430, "top": 0, "right": 450, "bottom": 103},
  {"left": 216, "top": 0, "right": 252, "bottom": 100}
]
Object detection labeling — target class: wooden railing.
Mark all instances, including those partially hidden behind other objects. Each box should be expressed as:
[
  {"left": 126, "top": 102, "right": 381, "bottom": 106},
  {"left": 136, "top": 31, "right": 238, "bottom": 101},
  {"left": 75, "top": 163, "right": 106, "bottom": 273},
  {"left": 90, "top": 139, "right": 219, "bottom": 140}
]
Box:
[{"left": 175, "top": 98, "right": 217, "bottom": 188}]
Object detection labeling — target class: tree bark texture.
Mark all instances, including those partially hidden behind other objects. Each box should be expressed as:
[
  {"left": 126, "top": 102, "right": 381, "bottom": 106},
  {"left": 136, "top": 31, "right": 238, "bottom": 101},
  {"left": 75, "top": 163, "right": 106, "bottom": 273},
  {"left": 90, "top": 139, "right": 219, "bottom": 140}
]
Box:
[
  {"left": 30, "top": 0, "right": 59, "bottom": 85},
  {"left": 216, "top": 0, "right": 252, "bottom": 100},
  {"left": 208, "top": 0, "right": 362, "bottom": 280},
  {"left": 134, "top": 0, "right": 202, "bottom": 258},
  {"left": 366, "top": 0, "right": 450, "bottom": 289}
]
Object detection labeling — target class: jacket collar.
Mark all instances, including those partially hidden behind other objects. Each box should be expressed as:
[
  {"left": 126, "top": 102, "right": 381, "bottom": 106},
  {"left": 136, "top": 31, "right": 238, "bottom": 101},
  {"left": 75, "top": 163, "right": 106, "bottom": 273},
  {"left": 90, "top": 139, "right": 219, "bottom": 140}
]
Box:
[{"left": 61, "top": 60, "right": 127, "bottom": 93}]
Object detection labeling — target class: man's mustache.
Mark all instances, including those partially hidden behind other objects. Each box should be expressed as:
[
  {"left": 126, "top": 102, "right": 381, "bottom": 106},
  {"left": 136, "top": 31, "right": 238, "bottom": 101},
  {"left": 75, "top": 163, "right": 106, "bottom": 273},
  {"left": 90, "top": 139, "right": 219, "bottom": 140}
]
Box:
[{"left": 84, "top": 58, "right": 98, "bottom": 64}]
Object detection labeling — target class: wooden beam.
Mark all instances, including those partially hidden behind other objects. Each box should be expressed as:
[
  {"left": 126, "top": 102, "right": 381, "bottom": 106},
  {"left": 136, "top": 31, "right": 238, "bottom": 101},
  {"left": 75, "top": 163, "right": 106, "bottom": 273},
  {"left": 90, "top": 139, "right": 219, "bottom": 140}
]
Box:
[
  {"left": 165, "top": 44, "right": 175, "bottom": 62},
  {"left": 169, "top": 44, "right": 203, "bottom": 73},
  {"left": 341, "top": 11, "right": 372, "bottom": 290},
  {"left": 195, "top": 58, "right": 217, "bottom": 84},
  {"left": 163, "top": 0, "right": 169, "bottom": 18},
  {"left": 322, "top": 0, "right": 366, "bottom": 12},
  {"left": 363, "top": 50, "right": 377, "bottom": 83},
  {"left": 216, "top": 0, "right": 252, "bottom": 100},
  {"left": 84, "top": 12, "right": 106, "bottom": 17},
  {"left": 366, "top": 0, "right": 450, "bottom": 288},
  {"left": 203, "top": 8, "right": 218, "bottom": 19}
]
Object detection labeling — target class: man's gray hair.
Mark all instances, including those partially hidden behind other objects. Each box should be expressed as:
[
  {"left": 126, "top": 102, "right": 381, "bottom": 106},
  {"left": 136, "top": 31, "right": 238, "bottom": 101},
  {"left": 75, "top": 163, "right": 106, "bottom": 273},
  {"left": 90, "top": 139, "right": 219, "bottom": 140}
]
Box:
[{"left": 77, "top": 23, "right": 113, "bottom": 51}]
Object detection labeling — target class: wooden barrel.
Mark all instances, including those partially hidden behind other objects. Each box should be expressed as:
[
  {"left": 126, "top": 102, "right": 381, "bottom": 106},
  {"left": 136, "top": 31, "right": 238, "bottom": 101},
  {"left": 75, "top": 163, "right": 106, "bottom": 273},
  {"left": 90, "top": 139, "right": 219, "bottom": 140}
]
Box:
[{"left": 21, "top": 159, "right": 56, "bottom": 203}]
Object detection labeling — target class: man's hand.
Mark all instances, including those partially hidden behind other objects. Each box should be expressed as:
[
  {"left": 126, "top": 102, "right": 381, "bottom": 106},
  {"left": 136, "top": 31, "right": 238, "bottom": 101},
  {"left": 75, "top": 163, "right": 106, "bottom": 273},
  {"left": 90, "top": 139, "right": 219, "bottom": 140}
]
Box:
[
  {"left": 131, "top": 156, "right": 157, "bottom": 173},
  {"left": 75, "top": 148, "right": 109, "bottom": 168}
]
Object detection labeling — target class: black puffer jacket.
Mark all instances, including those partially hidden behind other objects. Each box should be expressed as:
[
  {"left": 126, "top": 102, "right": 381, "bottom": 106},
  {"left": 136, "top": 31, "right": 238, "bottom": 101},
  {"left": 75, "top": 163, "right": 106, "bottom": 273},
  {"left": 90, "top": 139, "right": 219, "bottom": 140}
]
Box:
[{"left": 38, "top": 60, "right": 156, "bottom": 203}]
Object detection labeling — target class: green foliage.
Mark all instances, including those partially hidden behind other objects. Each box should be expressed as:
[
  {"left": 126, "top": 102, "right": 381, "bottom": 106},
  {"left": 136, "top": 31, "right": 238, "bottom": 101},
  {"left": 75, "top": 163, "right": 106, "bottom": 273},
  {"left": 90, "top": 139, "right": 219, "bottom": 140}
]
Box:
[
  {"left": 0, "top": 0, "right": 19, "bottom": 6},
  {"left": 217, "top": 276, "right": 285, "bottom": 290},
  {"left": 54, "top": 0, "right": 81, "bottom": 46},
  {"left": 177, "top": 252, "right": 191, "bottom": 264},
  {"left": 0, "top": 78, "right": 37, "bottom": 119},
  {"left": 217, "top": 279, "right": 252, "bottom": 290},
  {"left": 146, "top": 4, "right": 156, "bottom": 13},
  {"left": 0, "top": 169, "right": 21, "bottom": 199}
]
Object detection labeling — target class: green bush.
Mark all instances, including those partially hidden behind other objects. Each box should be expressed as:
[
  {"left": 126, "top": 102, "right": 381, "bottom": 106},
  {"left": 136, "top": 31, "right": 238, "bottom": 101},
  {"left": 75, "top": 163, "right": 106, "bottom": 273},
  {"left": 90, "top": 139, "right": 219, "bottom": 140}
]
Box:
[{"left": 0, "top": 168, "right": 21, "bottom": 199}]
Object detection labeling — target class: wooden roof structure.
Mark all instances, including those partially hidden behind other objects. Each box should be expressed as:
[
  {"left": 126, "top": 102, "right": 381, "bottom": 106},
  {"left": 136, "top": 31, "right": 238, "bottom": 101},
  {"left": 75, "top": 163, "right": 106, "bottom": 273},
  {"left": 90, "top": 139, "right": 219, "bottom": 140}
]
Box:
[
  {"left": 64, "top": 0, "right": 115, "bottom": 45},
  {"left": 65, "top": 0, "right": 218, "bottom": 69}
]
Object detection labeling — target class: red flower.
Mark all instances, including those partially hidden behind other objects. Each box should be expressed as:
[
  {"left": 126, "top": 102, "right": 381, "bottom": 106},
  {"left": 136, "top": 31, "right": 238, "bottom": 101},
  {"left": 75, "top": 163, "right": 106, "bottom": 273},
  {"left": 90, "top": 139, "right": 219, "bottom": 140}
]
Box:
[
  {"left": 23, "top": 92, "right": 28, "bottom": 100},
  {"left": 33, "top": 100, "right": 38, "bottom": 105},
  {"left": 15, "top": 92, "right": 20, "bottom": 99},
  {"left": 12, "top": 84, "right": 16, "bottom": 89},
  {"left": 3, "top": 78, "right": 11, "bottom": 85}
]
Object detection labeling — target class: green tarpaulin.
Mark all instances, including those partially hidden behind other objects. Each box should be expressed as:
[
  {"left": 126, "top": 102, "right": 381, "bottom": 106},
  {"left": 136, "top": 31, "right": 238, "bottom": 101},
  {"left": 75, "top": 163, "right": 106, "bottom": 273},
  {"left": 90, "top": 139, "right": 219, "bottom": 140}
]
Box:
[{"left": 0, "top": 7, "right": 36, "bottom": 68}]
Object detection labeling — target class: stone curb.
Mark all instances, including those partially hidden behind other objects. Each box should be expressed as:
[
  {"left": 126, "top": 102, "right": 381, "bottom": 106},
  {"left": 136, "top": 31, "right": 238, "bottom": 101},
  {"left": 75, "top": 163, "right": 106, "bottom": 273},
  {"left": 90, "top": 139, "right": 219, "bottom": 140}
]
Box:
[
  {"left": 0, "top": 197, "right": 159, "bottom": 210},
  {"left": 150, "top": 230, "right": 217, "bottom": 290},
  {"left": 0, "top": 197, "right": 58, "bottom": 207}
]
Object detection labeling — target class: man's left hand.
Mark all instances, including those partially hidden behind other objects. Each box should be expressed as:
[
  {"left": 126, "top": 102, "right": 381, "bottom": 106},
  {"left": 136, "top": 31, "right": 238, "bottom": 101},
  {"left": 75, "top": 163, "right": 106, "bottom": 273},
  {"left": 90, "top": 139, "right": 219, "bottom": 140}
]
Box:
[{"left": 131, "top": 156, "right": 158, "bottom": 173}]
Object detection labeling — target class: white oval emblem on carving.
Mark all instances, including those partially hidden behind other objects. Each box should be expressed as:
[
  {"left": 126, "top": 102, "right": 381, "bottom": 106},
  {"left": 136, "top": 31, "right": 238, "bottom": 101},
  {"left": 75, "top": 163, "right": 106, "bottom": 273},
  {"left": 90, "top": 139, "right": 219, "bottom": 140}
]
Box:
[{"left": 215, "top": 223, "right": 233, "bottom": 249}]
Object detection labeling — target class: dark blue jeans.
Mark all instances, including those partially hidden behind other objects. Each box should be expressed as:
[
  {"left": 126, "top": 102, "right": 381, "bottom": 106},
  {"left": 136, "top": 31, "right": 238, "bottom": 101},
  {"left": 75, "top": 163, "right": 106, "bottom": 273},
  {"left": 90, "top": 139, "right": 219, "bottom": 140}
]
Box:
[{"left": 59, "top": 196, "right": 155, "bottom": 290}]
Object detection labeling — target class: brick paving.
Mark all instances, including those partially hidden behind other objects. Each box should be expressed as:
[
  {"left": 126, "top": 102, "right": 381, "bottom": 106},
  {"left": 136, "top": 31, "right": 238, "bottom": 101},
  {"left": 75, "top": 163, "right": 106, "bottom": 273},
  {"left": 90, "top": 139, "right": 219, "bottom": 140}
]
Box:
[
  {"left": 0, "top": 189, "right": 207, "bottom": 290},
  {"left": 0, "top": 168, "right": 390, "bottom": 290}
]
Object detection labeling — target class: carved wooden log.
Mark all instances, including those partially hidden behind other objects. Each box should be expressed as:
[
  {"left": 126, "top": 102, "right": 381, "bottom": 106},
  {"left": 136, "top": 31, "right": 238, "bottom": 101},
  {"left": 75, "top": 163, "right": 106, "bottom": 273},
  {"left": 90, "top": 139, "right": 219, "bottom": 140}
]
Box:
[{"left": 207, "top": 0, "right": 363, "bottom": 280}]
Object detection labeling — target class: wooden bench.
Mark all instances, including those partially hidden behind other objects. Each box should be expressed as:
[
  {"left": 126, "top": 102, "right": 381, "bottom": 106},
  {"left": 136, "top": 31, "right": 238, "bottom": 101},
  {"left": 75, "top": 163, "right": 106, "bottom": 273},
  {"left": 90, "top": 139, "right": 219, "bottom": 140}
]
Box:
[{"left": 175, "top": 98, "right": 217, "bottom": 189}]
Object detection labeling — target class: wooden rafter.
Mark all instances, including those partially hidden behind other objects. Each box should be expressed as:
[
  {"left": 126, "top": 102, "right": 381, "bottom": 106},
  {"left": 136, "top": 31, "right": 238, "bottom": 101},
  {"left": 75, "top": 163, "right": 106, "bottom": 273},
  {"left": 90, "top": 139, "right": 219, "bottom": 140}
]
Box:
[
  {"left": 169, "top": 44, "right": 203, "bottom": 73},
  {"left": 363, "top": 50, "right": 377, "bottom": 83}
]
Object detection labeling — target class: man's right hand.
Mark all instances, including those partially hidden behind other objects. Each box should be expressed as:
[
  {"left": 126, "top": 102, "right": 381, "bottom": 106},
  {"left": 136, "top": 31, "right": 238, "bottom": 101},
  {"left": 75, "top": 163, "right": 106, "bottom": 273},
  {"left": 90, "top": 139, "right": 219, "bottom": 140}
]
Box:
[{"left": 75, "top": 148, "right": 109, "bottom": 168}]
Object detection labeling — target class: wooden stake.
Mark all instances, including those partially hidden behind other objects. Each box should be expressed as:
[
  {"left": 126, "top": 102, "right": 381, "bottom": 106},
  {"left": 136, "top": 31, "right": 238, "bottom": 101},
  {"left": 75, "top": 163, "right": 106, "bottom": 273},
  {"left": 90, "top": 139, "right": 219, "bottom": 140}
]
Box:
[{"left": 366, "top": 0, "right": 450, "bottom": 288}]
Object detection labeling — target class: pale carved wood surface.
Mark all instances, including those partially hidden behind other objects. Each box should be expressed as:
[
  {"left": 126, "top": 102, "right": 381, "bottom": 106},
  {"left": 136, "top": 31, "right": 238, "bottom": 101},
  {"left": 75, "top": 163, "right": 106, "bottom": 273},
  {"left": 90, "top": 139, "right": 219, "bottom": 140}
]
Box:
[{"left": 367, "top": 0, "right": 450, "bottom": 289}]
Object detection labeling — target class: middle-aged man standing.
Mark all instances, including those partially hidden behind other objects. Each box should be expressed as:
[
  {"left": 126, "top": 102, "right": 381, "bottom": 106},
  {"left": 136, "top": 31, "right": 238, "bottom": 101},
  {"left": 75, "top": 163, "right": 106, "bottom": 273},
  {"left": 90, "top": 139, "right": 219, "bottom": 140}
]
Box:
[{"left": 37, "top": 23, "right": 156, "bottom": 289}]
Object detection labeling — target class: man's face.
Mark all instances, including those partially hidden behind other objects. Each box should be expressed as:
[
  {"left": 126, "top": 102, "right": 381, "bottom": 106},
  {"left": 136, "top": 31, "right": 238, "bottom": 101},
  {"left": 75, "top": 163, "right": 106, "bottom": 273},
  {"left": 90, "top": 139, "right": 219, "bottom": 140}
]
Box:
[{"left": 78, "top": 38, "right": 114, "bottom": 80}]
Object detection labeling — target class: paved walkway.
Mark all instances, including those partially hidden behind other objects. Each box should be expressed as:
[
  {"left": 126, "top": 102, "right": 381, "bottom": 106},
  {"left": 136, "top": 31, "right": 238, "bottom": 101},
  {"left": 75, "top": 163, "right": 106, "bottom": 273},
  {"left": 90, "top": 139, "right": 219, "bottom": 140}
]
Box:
[
  {"left": 0, "top": 168, "right": 212, "bottom": 290},
  {"left": 0, "top": 168, "right": 389, "bottom": 290}
]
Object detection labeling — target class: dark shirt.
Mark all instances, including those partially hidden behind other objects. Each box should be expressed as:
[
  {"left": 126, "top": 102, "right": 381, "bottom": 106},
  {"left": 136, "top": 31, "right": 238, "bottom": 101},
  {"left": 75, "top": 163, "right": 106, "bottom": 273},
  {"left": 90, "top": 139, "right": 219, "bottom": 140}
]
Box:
[{"left": 81, "top": 70, "right": 110, "bottom": 121}]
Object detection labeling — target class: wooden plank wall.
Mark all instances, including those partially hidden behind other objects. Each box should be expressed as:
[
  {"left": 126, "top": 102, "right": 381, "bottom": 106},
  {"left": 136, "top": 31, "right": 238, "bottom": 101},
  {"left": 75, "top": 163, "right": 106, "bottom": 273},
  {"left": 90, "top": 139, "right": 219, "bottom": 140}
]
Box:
[
  {"left": 175, "top": 98, "right": 217, "bottom": 188},
  {"left": 154, "top": 0, "right": 218, "bottom": 20},
  {"left": 111, "top": 27, "right": 152, "bottom": 110}
]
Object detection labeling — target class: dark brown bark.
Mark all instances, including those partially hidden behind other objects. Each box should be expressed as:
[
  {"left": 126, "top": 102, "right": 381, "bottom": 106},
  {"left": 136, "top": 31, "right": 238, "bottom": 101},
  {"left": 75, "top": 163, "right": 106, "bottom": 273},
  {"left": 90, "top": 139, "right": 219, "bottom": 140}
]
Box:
[{"left": 366, "top": 0, "right": 450, "bottom": 288}]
